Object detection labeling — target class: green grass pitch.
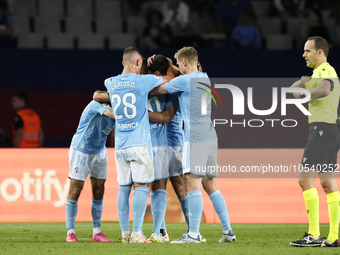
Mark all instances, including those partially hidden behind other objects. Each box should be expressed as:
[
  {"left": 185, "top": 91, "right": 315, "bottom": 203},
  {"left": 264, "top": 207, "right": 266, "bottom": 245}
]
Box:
[{"left": 0, "top": 222, "right": 339, "bottom": 255}]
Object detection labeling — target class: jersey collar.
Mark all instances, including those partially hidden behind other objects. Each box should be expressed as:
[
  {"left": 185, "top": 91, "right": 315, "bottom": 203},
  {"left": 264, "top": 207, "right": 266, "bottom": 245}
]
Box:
[{"left": 313, "top": 62, "right": 329, "bottom": 74}]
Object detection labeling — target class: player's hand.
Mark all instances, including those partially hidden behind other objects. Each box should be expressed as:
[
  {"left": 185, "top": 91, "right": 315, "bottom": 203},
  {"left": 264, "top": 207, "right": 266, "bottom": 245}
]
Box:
[
  {"left": 166, "top": 57, "right": 173, "bottom": 67},
  {"left": 300, "top": 76, "right": 311, "bottom": 85},
  {"left": 292, "top": 92, "right": 302, "bottom": 99},
  {"left": 147, "top": 55, "right": 156, "bottom": 66},
  {"left": 197, "top": 62, "right": 203, "bottom": 72}
]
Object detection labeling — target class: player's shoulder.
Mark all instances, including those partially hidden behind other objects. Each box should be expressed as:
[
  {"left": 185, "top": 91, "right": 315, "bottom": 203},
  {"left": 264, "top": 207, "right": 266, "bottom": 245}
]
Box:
[
  {"left": 104, "top": 75, "right": 117, "bottom": 83},
  {"left": 142, "top": 74, "right": 162, "bottom": 81},
  {"left": 320, "top": 63, "right": 337, "bottom": 77},
  {"left": 185, "top": 71, "right": 209, "bottom": 79},
  {"left": 197, "top": 71, "right": 209, "bottom": 78},
  {"left": 90, "top": 100, "right": 111, "bottom": 109},
  {"left": 170, "top": 74, "right": 186, "bottom": 83},
  {"left": 106, "top": 73, "right": 138, "bottom": 82}
]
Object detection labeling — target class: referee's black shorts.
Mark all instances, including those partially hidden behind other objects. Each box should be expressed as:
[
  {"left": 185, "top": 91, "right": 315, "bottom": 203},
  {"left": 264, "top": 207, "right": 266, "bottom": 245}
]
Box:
[{"left": 301, "top": 122, "right": 340, "bottom": 172}]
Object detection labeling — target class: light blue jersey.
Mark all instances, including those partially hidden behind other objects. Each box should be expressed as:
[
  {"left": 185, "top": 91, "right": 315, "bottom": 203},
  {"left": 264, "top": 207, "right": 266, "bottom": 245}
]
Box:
[
  {"left": 105, "top": 73, "right": 163, "bottom": 149},
  {"left": 148, "top": 94, "right": 168, "bottom": 147},
  {"left": 165, "top": 72, "right": 217, "bottom": 142},
  {"left": 70, "top": 100, "right": 115, "bottom": 154},
  {"left": 167, "top": 111, "right": 184, "bottom": 146},
  {"left": 166, "top": 94, "right": 184, "bottom": 147}
]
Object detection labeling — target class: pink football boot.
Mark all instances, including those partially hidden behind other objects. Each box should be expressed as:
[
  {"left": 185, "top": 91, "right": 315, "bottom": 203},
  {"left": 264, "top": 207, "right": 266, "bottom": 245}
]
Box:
[{"left": 92, "top": 232, "right": 113, "bottom": 242}]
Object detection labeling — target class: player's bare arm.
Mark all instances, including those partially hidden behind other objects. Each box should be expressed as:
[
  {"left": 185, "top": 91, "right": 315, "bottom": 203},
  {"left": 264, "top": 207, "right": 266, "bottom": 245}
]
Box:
[
  {"left": 93, "top": 90, "right": 110, "bottom": 103},
  {"left": 290, "top": 76, "right": 310, "bottom": 99},
  {"left": 310, "top": 79, "right": 332, "bottom": 98},
  {"left": 166, "top": 57, "right": 182, "bottom": 77},
  {"left": 149, "top": 106, "right": 178, "bottom": 124},
  {"left": 103, "top": 109, "right": 115, "bottom": 119},
  {"left": 150, "top": 84, "right": 169, "bottom": 95},
  {"left": 147, "top": 54, "right": 156, "bottom": 66},
  {"left": 162, "top": 68, "right": 176, "bottom": 84}
]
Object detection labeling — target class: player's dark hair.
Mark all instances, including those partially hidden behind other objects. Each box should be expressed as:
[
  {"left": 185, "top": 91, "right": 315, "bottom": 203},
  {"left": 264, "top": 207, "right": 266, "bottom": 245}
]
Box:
[
  {"left": 123, "top": 46, "right": 142, "bottom": 57},
  {"left": 148, "top": 54, "right": 169, "bottom": 76},
  {"left": 12, "top": 91, "right": 28, "bottom": 106},
  {"left": 140, "top": 57, "right": 148, "bottom": 75},
  {"left": 308, "top": 36, "right": 329, "bottom": 57}
]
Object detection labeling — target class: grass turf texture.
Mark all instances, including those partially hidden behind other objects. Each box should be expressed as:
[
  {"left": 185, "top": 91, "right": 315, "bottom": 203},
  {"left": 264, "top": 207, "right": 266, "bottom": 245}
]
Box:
[{"left": 0, "top": 222, "right": 339, "bottom": 255}]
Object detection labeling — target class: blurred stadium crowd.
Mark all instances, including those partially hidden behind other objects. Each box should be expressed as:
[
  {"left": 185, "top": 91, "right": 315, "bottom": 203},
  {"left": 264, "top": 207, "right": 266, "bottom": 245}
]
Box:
[{"left": 1, "top": 0, "right": 340, "bottom": 50}]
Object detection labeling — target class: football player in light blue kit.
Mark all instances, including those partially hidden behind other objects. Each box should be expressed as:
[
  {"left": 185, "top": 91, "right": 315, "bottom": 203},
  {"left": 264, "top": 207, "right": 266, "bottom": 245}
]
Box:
[
  {"left": 103, "top": 47, "right": 170, "bottom": 243},
  {"left": 66, "top": 100, "right": 115, "bottom": 243},
  {"left": 147, "top": 56, "right": 171, "bottom": 243},
  {"left": 147, "top": 55, "right": 189, "bottom": 242},
  {"left": 149, "top": 58, "right": 207, "bottom": 242},
  {"left": 151, "top": 47, "right": 235, "bottom": 243},
  {"left": 93, "top": 55, "right": 174, "bottom": 243},
  {"left": 146, "top": 54, "right": 185, "bottom": 243}
]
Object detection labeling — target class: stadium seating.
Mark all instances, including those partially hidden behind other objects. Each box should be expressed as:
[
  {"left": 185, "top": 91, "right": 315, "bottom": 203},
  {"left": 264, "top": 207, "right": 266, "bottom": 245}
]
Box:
[
  {"left": 95, "top": 0, "right": 121, "bottom": 17},
  {"left": 34, "top": 16, "right": 62, "bottom": 34},
  {"left": 10, "top": 0, "right": 336, "bottom": 51},
  {"left": 47, "top": 33, "right": 75, "bottom": 49},
  {"left": 77, "top": 34, "right": 105, "bottom": 49},
  {"left": 258, "top": 17, "right": 281, "bottom": 37},
  {"left": 108, "top": 34, "right": 136, "bottom": 49},
  {"left": 189, "top": 13, "right": 213, "bottom": 34},
  {"left": 17, "top": 33, "right": 44, "bottom": 49},
  {"left": 96, "top": 16, "right": 123, "bottom": 35},
  {"left": 324, "top": 18, "right": 336, "bottom": 31},
  {"left": 266, "top": 34, "right": 293, "bottom": 50},
  {"left": 12, "top": 16, "right": 32, "bottom": 34},
  {"left": 67, "top": 0, "right": 93, "bottom": 17},
  {"left": 140, "top": 1, "right": 165, "bottom": 16},
  {"left": 127, "top": 16, "right": 146, "bottom": 36},
  {"left": 65, "top": 17, "right": 94, "bottom": 35},
  {"left": 12, "top": 0, "right": 36, "bottom": 17},
  {"left": 286, "top": 17, "right": 303, "bottom": 40},
  {"left": 38, "top": 0, "right": 65, "bottom": 17},
  {"left": 252, "top": 0, "right": 272, "bottom": 17}
]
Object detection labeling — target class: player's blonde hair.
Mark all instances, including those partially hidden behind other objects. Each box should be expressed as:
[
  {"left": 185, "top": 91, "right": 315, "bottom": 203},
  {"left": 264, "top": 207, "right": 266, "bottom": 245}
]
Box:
[{"left": 174, "top": 47, "right": 198, "bottom": 66}]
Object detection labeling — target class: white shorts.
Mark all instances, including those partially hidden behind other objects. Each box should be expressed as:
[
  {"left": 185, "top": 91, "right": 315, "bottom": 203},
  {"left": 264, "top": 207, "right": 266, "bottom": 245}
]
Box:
[
  {"left": 168, "top": 146, "right": 183, "bottom": 177},
  {"left": 69, "top": 147, "right": 108, "bottom": 181},
  {"left": 116, "top": 142, "right": 154, "bottom": 185},
  {"left": 182, "top": 140, "right": 218, "bottom": 177},
  {"left": 153, "top": 146, "right": 169, "bottom": 180}
]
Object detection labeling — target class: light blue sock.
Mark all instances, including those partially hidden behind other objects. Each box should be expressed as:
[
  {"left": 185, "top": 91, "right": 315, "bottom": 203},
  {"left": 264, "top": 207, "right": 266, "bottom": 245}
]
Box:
[
  {"left": 91, "top": 199, "right": 103, "bottom": 229},
  {"left": 150, "top": 191, "right": 155, "bottom": 216},
  {"left": 66, "top": 199, "right": 78, "bottom": 230},
  {"left": 151, "top": 189, "right": 167, "bottom": 235},
  {"left": 151, "top": 192, "right": 166, "bottom": 233},
  {"left": 188, "top": 190, "right": 203, "bottom": 233},
  {"left": 209, "top": 190, "right": 231, "bottom": 231},
  {"left": 153, "top": 190, "right": 166, "bottom": 232},
  {"left": 179, "top": 195, "right": 190, "bottom": 229},
  {"left": 117, "top": 185, "right": 132, "bottom": 232},
  {"left": 132, "top": 187, "right": 149, "bottom": 232},
  {"left": 160, "top": 219, "right": 166, "bottom": 232}
]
